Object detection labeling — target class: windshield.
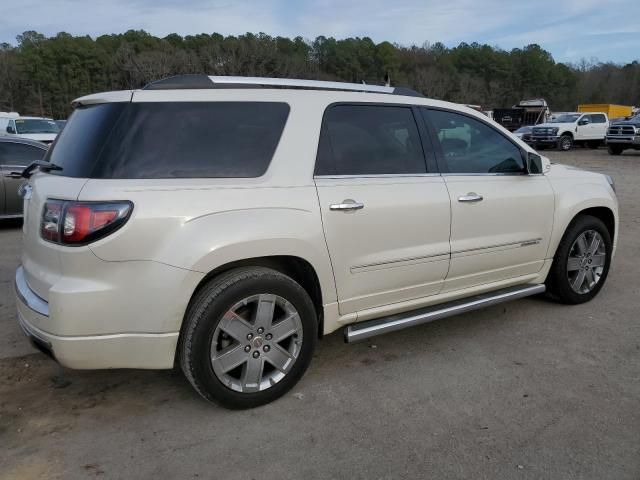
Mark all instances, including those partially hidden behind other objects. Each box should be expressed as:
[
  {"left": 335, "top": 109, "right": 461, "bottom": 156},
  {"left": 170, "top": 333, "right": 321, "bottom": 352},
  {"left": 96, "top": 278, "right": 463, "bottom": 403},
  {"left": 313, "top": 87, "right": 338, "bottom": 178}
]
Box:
[
  {"left": 15, "top": 118, "right": 60, "bottom": 134},
  {"left": 550, "top": 114, "right": 580, "bottom": 124}
]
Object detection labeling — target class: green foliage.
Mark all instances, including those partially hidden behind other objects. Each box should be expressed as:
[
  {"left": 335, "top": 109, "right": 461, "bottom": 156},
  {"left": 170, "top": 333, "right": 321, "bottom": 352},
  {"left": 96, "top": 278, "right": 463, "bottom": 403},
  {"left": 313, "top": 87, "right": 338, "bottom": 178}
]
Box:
[{"left": 0, "top": 30, "right": 638, "bottom": 118}]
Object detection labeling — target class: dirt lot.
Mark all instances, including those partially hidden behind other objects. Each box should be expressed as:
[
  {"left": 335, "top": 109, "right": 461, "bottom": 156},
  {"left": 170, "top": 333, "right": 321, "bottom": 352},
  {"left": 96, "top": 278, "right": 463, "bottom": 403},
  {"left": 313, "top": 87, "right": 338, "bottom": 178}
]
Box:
[{"left": 1, "top": 148, "right": 639, "bottom": 480}]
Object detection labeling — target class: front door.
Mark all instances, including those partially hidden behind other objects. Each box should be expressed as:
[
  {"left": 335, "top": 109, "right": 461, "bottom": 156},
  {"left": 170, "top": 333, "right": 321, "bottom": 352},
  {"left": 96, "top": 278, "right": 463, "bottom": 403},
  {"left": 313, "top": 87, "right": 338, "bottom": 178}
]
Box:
[
  {"left": 315, "top": 104, "right": 451, "bottom": 314},
  {"left": 423, "top": 108, "right": 554, "bottom": 292}
]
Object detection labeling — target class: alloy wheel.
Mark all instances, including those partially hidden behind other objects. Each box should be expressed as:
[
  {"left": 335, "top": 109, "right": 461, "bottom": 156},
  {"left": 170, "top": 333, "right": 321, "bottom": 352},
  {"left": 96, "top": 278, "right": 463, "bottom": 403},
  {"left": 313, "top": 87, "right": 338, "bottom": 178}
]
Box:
[
  {"left": 566, "top": 230, "right": 607, "bottom": 294},
  {"left": 210, "top": 294, "right": 303, "bottom": 393}
]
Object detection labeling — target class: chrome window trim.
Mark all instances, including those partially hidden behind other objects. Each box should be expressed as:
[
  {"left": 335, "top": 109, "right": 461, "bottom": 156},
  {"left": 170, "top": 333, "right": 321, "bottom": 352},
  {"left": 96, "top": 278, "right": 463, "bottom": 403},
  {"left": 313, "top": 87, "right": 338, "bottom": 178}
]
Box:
[
  {"left": 314, "top": 173, "right": 442, "bottom": 179},
  {"left": 442, "top": 172, "right": 528, "bottom": 177}
]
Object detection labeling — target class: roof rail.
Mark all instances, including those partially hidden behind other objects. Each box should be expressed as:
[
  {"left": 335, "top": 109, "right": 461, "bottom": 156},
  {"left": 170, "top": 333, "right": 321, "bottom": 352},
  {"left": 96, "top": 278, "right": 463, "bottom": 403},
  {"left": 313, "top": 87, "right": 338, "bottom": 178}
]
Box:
[{"left": 143, "top": 74, "right": 424, "bottom": 97}]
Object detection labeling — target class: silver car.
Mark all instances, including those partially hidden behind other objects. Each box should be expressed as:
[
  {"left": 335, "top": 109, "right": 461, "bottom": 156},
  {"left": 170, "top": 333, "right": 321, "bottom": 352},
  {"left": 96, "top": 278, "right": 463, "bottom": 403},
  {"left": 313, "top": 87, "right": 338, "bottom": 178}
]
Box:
[{"left": 0, "top": 137, "right": 47, "bottom": 218}]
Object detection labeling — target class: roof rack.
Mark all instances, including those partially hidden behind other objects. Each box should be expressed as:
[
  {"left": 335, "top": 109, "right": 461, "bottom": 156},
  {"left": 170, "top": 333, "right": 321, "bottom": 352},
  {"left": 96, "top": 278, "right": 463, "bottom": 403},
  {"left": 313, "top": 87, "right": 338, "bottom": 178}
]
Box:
[{"left": 143, "top": 74, "right": 424, "bottom": 97}]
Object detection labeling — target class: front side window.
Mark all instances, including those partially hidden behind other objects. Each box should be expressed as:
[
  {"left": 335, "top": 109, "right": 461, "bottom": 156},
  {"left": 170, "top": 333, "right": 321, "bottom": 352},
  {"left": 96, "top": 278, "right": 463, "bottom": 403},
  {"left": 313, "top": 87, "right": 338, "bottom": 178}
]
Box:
[
  {"left": 315, "top": 104, "right": 427, "bottom": 176},
  {"left": 0, "top": 142, "right": 46, "bottom": 166},
  {"left": 47, "top": 102, "right": 290, "bottom": 178},
  {"left": 425, "top": 109, "right": 525, "bottom": 174}
]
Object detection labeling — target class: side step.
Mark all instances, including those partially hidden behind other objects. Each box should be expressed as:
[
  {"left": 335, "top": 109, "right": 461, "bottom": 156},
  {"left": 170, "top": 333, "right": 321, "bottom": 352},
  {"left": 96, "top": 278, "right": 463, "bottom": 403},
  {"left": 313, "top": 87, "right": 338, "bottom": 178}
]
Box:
[{"left": 344, "top": 284, "right": 545, "bottom": 343}]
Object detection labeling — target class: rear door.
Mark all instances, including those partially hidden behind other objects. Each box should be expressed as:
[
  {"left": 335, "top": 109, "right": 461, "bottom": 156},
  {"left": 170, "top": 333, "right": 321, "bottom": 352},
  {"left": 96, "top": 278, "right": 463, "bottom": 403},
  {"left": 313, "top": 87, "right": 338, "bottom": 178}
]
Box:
[
  {"left": 423, "top": 107, "right": 554, "bottom": 292},
  {"left": 0, "top": 141, "right": 46, "bottom": 216},
  {"left": 590, "top": 114, "right": 608, "bottom": 139},
  {"left": 314, "top": 103, "right": 451, "bottom": 314}
]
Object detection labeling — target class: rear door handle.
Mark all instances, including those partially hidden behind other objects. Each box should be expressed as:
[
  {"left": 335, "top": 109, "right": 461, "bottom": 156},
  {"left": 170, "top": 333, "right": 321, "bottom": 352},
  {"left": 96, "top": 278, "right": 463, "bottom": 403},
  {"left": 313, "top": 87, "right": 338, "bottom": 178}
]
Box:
[
  {"left": 330, "top": 200, "right": 365, "bottom": 211},
  {"left": 4, "top": 171, "right": 22, "bottom": 179},
  {"left": 458, "top": 192, "right": 483, "bottom": 203}
]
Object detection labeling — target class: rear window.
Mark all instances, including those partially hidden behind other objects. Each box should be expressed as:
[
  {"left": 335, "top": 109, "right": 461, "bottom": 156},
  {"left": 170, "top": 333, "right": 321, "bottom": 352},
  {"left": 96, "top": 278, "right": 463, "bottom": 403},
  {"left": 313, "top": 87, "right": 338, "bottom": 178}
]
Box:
[{"left": 46, "top": 102, "right": 290, "bottom": 178}]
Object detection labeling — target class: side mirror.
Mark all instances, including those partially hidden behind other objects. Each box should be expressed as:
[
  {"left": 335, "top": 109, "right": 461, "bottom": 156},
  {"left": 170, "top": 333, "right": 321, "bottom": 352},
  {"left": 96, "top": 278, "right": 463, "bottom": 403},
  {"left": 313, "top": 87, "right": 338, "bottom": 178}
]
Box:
[
  {"left": 6, "top": 125, "right": 16, "bottom": 134},
  {"left": 526, "top": 152, "right": 543, "bottom": 174},
  {"left": 578, "top": 119, "right": 590, "bottom": 126}
]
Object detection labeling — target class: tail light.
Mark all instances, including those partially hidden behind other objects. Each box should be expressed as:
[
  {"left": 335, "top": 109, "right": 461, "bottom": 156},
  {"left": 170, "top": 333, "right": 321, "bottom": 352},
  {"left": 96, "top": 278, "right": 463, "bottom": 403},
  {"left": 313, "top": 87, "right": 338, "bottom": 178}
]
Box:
[{"left": 41, "top": 200, "right": 133, "bottom": 245}]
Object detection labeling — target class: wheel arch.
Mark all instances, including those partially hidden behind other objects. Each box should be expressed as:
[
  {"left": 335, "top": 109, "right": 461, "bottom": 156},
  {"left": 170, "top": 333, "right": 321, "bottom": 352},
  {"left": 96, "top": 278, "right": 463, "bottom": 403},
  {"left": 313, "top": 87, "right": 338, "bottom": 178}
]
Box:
[
  {"left": 549, "top": 202, "right": 617, "bottom": 261},
  {"left": 180, "top": 255, "right": 327, "bottom": 350}
]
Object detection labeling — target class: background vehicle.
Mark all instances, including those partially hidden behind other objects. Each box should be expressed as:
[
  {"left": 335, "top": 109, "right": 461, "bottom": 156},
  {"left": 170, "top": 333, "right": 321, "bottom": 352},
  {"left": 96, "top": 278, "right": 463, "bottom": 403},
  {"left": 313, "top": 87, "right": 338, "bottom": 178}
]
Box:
[
  {"left": 578, "top": 104, "right": 632, "bottom": 121},
  {"left": 606, "top": 113, "right": 640, "bottom": 155},
  {"left": 0, "top": 114, "right": 60, "bottom": 144},
  {"left": 513, "top": 125, "right": 533, "bottom": 143},
  {"left": 0, "top": 137, "right": 47, "bottom": 218},
  {"left": 531, "top": 112, "right": 609, "bottom": 150},
  {"left": 493, "top": 99, "right": 549, "bottom": 132},
  {"left": 15, "top": 76, "right": 618, "bottom": 408}
]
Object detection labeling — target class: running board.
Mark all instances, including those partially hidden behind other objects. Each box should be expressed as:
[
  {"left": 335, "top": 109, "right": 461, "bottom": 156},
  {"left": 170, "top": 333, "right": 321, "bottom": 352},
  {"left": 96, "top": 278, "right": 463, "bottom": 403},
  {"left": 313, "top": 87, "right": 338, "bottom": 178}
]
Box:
[{"left": 344, "top": 284, "right": 545, "bottom": 343}]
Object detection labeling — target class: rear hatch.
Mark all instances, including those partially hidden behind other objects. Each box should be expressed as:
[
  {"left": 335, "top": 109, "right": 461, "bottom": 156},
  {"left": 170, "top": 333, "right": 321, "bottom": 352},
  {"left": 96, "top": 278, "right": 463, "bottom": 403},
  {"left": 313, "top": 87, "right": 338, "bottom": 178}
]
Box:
[
  {"left": 21, "top": 94, "right": 132, "bottom": 301},
  {"left": 22, "top": 175, "right": 88, "bottom": 300}
]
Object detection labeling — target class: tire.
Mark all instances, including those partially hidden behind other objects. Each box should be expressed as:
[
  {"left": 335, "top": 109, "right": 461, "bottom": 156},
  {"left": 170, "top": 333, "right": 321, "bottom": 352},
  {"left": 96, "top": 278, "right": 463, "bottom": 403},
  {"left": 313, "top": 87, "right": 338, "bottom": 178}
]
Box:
[
  {"left": 587, "top": 140, "right": 601, "bottom": 149},
  {"left": 558, "top": 135, "right": 573, "bottom": 151},
  {"left": 546, "top": 215, "right": 612, "bottom": 304},
  {"left": 179, "top": 267, "right": 317, "bottom": 409},
  {"left": 607, "top": 145, "right": 623, "bottom": 156}
]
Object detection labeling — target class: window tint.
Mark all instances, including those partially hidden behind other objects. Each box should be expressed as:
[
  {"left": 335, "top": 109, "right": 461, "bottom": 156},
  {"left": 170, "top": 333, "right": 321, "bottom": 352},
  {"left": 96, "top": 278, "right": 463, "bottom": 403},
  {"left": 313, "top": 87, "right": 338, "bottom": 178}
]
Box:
[
  {"left": 591, "top": 114, "right": 607, "bottom": 124},
  {"left": 425, "top": 109, "right": 525, "bottom": 174},
  {"left": 47, "top": 102, "right": 289, "bottom": 179},
  {"left": 316, "top": 105, "right": 427, "bottom": 175},
  {"left": 0, "top": 142, "right": 46, "bottom": 166}
]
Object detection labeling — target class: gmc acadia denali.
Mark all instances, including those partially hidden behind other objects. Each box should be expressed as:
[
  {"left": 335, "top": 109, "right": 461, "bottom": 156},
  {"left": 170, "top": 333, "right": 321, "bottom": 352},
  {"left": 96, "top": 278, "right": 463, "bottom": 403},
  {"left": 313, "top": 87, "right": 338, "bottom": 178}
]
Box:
[{"left": 15, "top": 76, "right": 618, "bottom": 408}]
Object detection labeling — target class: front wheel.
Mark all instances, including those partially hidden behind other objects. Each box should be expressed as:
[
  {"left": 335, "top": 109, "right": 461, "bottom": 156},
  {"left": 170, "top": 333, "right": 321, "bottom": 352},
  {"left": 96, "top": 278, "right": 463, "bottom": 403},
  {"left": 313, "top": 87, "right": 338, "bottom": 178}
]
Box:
[
  {"left": 546, "top": 215, "right": 612, "bottom": 304},
  {"left": 180, "top": 267, "right": 317, "bottom": 408},
  {"left": 607, "top": 145, "right": 623, "bottom": 156},
  {"left": 558, "top": 135, "right": 573, "bottom": 151}
]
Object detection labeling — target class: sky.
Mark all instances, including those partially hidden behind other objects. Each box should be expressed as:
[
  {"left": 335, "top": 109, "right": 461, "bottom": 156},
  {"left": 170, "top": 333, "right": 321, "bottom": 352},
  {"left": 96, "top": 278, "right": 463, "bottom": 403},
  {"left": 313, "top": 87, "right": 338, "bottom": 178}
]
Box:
[{"left": 1, "top": 0, "right": 639, "bottom": 64}]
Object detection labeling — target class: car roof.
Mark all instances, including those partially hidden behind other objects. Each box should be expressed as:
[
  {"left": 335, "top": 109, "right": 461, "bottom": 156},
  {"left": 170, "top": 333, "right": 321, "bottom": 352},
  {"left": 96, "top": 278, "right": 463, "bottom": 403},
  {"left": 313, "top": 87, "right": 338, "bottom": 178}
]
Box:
[{"left": 0, "top": 135, "right": 49, "bottom": 148}]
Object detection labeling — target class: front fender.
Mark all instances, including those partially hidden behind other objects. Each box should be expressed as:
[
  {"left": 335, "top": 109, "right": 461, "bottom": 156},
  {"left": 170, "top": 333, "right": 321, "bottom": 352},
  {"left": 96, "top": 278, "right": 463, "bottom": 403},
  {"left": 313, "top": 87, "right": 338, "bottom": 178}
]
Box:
[{"left": 547, "top": 180, "right": 618, "bottom": 259}]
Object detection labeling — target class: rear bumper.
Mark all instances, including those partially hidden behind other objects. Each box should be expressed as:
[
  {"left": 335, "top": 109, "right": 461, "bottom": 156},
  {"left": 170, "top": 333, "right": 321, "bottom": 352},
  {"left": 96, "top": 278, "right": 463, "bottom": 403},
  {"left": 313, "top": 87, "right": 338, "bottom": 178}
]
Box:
[{"left": 15, "top": 265, "right": 179, "bottom": 369}]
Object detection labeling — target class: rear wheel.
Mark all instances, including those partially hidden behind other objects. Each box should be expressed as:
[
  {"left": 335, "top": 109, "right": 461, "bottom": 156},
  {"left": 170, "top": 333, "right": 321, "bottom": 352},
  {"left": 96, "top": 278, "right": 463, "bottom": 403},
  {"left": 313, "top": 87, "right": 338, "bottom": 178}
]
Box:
[
  {"left": 180, "top": 267, "right": 317, "bottom": 408},
  {"left": 607, "top": 145, "right": 624, "bottom": 156},
  {"left": 546, "top": 215, "right": 612, "bottom": 304},
  {"left": 558, "top": 135, "right": 573, "bottom": 151}
]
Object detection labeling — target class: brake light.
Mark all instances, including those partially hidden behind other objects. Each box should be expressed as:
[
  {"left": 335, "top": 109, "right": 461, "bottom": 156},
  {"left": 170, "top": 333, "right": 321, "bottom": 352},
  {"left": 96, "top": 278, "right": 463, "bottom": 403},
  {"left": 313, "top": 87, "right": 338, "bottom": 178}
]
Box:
[{"left": 41, "top": 200, "right": 132, "bottom": 245}]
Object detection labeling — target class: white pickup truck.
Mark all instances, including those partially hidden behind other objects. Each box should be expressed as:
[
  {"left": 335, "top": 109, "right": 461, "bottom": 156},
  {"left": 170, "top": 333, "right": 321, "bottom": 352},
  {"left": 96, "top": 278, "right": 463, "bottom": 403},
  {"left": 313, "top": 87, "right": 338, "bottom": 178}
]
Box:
[{"left": 531, "top": 112, "right": 609, "bottom": 151}]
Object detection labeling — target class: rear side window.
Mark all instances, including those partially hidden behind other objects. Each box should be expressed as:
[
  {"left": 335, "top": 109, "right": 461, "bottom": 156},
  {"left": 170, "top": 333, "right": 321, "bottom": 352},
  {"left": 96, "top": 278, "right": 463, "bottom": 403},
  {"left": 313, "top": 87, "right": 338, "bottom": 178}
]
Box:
[
  {"left": 0, "top": 142, "right": 46, "bottom": 166},
  {"left": 590, "top": 114, "right": 607, "bottom": 124},
  {"left": 315, "top": 105, "right": 427, "bottom": 175},
  {"left": 47, "top": 102, "right": 289, "bottom": 179}
]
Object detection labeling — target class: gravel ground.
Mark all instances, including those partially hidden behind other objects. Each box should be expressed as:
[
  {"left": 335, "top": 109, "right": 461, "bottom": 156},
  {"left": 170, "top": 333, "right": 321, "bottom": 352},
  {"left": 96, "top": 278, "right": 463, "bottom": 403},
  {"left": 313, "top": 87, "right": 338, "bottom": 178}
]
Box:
[{"left": 1, "top": 148, "right": 639, "bottom": 480}]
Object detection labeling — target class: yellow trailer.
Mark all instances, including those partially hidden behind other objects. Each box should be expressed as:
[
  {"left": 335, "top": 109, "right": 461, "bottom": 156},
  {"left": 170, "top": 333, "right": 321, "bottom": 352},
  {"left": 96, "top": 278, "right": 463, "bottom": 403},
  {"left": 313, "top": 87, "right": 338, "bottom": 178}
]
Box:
[{"left": 578, "top": 104, "right": 633, "bottom": 119}]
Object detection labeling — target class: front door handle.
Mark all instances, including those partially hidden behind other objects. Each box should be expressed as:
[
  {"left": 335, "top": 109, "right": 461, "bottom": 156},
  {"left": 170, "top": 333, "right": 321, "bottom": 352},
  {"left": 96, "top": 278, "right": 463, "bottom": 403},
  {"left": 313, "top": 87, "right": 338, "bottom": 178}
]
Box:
[
  {"left": 330, "top": 200, "right": 365, "bottom": 212},
  {"left": 458, "top": 192, "right": 483, "bottom": 203},
  {"left": 4, "top": 171, "right": 22, "bottom": 179}
]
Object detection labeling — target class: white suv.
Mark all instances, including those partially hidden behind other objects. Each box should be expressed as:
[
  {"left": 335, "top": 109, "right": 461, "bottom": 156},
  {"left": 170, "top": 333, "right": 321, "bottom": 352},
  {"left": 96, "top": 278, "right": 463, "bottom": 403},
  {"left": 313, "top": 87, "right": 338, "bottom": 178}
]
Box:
[{"left": 15, "top": 76, "right": 618, "bottom": 408}]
